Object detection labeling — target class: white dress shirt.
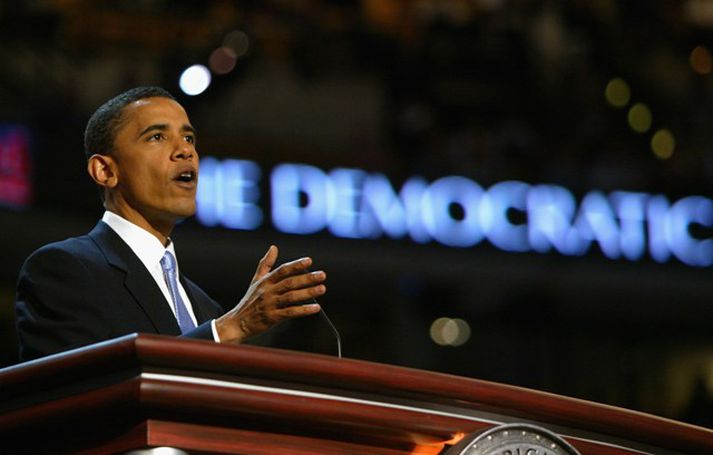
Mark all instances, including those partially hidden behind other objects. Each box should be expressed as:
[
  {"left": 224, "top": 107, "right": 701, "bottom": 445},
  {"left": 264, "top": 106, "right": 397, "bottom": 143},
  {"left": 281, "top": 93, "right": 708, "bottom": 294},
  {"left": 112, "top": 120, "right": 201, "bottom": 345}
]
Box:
[{"left": 102, "top": 211, "right": 220, "bottom": 341}]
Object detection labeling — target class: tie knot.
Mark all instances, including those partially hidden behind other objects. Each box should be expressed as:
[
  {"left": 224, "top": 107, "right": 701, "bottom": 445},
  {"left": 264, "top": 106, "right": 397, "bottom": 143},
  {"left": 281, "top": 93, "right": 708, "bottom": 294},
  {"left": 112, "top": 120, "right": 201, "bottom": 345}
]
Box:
[{"left": 161, "top": 251, "right": 177, "bottom": 273}]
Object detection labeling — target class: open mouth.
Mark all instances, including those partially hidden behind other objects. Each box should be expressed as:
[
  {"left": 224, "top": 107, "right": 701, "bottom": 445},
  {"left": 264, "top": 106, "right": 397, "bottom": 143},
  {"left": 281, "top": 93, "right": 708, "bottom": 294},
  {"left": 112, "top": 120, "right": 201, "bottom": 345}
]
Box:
[{"left": 174, "top": 170, "right": 197, "bottom": 185}]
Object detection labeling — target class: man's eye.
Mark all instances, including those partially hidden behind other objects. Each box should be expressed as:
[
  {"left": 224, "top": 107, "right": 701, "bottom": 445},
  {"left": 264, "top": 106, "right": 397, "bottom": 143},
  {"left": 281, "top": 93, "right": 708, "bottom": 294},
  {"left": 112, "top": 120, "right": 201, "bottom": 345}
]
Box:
[
  {"left": 185, "top": 135, "right": 196, "bottom": 144},
  {"left": 149, "top": 133, "right": 163, "bottom": 141}
]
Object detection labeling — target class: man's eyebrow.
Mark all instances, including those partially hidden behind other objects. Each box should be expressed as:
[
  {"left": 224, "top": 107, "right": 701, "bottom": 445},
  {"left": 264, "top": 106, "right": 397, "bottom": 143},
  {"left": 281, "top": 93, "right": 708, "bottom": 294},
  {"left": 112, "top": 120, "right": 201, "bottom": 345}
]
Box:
[
  {"left": 138, "top": 124, "right": 167, "bottom": 137},
  {"left": 137, "top": 124, "right": 196, "bottom": 137}
]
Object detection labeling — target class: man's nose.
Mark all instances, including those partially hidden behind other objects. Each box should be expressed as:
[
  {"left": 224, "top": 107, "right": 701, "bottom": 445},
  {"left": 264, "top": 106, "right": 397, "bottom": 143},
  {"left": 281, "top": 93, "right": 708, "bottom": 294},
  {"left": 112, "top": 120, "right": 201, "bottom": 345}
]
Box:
[{"left": 172, "top": 141, "right": 194, "bottom": 160}]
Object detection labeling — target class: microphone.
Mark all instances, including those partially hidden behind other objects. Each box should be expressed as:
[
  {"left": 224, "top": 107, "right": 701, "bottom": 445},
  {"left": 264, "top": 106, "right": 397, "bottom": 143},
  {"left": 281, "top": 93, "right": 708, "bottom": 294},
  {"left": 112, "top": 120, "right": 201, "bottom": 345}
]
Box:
[{"left": 307, "top": 297, "right": 342, "bottom": 358}]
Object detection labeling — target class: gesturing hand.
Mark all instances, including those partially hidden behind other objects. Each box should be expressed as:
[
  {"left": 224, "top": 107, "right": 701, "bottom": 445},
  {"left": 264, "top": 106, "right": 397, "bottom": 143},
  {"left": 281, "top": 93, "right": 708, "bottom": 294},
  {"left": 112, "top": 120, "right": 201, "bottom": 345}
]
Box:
[{"left": 215, "top": 245, "right": 326, "bottom": 343}]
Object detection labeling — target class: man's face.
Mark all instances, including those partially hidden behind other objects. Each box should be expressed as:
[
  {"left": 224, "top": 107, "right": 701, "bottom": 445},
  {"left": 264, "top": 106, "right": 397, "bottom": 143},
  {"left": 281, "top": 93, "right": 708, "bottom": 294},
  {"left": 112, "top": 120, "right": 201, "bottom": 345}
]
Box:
[{"left": 107, "top": 97, "right": 199, "bottom": 231}]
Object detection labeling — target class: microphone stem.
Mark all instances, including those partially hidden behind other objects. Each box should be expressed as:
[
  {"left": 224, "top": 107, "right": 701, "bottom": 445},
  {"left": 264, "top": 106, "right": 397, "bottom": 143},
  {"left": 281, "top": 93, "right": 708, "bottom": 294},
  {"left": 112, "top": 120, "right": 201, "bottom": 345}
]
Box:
[{"left": 319, "top": 308, "right": 342, "bottom": 358}]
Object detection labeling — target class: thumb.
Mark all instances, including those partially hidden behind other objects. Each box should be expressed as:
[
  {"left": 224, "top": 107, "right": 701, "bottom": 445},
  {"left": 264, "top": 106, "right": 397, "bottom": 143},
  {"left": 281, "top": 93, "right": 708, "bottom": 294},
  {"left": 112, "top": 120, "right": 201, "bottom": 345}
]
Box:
[{"left": 251, "top": 245, "right": 278, "bottom": 284}]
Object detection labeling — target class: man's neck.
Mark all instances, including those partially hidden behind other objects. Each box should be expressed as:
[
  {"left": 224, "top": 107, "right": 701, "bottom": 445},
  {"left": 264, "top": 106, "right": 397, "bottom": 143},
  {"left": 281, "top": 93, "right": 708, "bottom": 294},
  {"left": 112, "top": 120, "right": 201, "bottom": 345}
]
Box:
[{"left": 104, "top": 206, "right": 174, "bottom": 246}]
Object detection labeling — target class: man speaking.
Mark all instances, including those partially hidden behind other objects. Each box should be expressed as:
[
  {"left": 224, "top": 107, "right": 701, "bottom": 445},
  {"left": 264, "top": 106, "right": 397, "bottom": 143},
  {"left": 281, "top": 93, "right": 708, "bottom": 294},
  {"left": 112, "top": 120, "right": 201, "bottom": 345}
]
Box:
[{"left": 15, "top": 86, "right": 327, "bottom": 361}]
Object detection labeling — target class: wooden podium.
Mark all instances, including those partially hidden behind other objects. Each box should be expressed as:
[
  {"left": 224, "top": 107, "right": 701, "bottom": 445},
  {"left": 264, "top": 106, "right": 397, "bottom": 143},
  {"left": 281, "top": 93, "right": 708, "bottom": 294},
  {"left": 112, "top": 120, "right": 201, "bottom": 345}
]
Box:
[{"left": 1, "top": 334, "right": 711, "bottom": 454}]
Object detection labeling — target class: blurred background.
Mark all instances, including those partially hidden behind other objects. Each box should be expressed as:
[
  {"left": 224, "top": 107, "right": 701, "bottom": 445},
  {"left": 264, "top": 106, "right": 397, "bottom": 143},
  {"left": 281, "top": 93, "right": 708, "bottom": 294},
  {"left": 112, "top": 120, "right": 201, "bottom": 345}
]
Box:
[{"left": 2, "top": 0, "right": 713, "bottom": 429}]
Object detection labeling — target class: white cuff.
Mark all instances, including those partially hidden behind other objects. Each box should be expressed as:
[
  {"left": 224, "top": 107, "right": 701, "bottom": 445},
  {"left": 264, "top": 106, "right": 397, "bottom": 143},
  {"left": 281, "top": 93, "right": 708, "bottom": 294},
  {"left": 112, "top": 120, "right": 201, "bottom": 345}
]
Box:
[{"left": 210, "top": 319, "right": 221, "bottom": 342}]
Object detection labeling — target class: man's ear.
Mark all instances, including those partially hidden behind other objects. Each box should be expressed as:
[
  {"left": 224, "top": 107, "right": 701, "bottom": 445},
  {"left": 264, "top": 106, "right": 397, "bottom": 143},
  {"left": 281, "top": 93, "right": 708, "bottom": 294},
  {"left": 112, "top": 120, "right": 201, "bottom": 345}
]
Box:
[{"left": 87, "top": 154, "right": 118, "bottom": 189}]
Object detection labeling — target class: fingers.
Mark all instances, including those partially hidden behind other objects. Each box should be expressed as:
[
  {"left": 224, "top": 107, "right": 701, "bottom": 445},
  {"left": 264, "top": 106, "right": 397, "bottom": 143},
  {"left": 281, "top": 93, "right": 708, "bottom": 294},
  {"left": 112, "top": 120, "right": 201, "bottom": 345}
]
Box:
[
  {"left": 252, "top": 245, "right": 278, "bottom": 284},
  {"left": 279, "top": 302, "right": 321, "bottom": 318},
  {"left": 265, "top": 256, "right": 314, "bottom": 284},
  {"left": 268, "top": 266, "right": 326, "bottom": 308},
  {"left": 275, "top": 270, "right": 325, "bottom": 295},
  {"left": 272, "top": 281, "right": 327, "bottom": 308}
]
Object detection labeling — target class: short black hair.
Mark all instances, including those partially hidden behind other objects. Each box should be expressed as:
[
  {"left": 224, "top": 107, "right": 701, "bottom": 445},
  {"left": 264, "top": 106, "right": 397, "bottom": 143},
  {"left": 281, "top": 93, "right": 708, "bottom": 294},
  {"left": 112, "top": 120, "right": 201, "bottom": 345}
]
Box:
[{"left": 83, "top": 86, "right": 176, "bottom": 160}]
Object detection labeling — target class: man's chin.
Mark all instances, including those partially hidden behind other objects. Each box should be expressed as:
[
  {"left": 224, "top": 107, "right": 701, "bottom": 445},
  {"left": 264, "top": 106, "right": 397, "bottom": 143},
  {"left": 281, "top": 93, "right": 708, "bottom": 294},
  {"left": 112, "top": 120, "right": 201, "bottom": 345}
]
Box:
[{"left": 171, "top": 204, "right": 197, "bottom": 222}]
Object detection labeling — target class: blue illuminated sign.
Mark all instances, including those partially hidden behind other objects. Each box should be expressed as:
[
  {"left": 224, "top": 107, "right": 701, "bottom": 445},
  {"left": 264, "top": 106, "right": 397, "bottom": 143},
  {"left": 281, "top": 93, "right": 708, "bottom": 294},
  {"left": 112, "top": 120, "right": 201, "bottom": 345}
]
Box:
[
  {"left": 196, "top": 158, "right": 713, "bottom": 267},
  {"left": 196, "top": 157, "right": 262, "bottom": 230}
]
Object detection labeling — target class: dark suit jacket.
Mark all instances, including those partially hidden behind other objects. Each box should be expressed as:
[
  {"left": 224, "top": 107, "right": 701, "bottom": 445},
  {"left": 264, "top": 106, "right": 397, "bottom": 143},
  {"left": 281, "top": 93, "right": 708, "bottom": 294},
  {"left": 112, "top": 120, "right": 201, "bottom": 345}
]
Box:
[{"left": 15, "top": 221, "right": 225, "bottom": 361}]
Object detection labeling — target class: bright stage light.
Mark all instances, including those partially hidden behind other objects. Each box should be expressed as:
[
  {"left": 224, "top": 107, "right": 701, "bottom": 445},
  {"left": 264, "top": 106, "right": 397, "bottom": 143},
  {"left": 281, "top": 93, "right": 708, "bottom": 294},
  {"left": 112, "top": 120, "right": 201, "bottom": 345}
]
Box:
[{"left": 179, "top": 64, "right": 211, "bottom": 96}]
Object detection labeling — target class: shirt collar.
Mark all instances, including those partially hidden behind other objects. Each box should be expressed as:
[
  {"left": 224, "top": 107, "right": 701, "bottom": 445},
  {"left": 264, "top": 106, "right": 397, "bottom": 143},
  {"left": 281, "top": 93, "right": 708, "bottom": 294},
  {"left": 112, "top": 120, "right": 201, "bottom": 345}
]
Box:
[{"left": 101, "top": 211, "right": 178, "bottom": 273}]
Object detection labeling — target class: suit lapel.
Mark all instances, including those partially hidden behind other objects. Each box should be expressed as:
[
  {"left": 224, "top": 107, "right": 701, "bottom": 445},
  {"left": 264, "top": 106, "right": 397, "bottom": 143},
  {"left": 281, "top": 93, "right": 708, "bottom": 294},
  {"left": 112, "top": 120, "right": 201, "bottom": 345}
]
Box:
[{"left": 88, "top": 221, "right": 181, "bottom": 335}]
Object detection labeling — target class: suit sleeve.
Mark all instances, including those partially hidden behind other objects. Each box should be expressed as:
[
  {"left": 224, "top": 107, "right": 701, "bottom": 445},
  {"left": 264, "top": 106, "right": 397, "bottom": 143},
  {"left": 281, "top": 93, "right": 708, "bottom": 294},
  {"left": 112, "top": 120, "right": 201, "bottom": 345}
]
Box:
[
  {"left": 15, "top": 245, "right": 111, "bottom": 361},
  {"left": 182, "top": 321, "right": 218, "bottom": 340},
  {"left": 181, "top": 278, "right": 225, "bottom": 341}
]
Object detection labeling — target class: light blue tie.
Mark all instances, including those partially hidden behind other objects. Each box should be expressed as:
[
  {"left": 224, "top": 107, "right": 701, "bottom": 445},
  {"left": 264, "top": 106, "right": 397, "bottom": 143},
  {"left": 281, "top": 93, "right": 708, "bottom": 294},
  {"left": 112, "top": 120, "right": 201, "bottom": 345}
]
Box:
[{"left": 160, "top": 251, "right": 196, "bottom": 333}]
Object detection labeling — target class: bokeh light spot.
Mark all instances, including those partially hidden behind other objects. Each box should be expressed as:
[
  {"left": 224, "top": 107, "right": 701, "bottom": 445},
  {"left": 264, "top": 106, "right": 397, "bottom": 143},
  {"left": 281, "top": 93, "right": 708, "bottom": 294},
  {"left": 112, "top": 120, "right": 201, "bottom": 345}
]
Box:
[
  {"left": 223, "top": 30, "right": 250, "bottom": 58},
  {"left": 690, "top": 45, "right": 712, "bottom": 75},
  {"left": 429, "top": 317, "right": 471, "bottom": 347},
  {"left": 651, "top": 129, "right": 675, "bottom": 160},
  {"left": 179, "top": 64, "right": 211, "bottom": 96},
  {"left": 627, "top": 103, "right": 652, "bottom": 133},
  {"left": 430, "top": 317, "right": 449, "bottom": 346},
  {"left": 605, "top": 78, "right": 631, "bottom": 108},
  {"left": 209, "top": 47, "right": 237, "bottom": 75},
  {"left": 450, "top": 318, "right": 471, "bottom": 346}
]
